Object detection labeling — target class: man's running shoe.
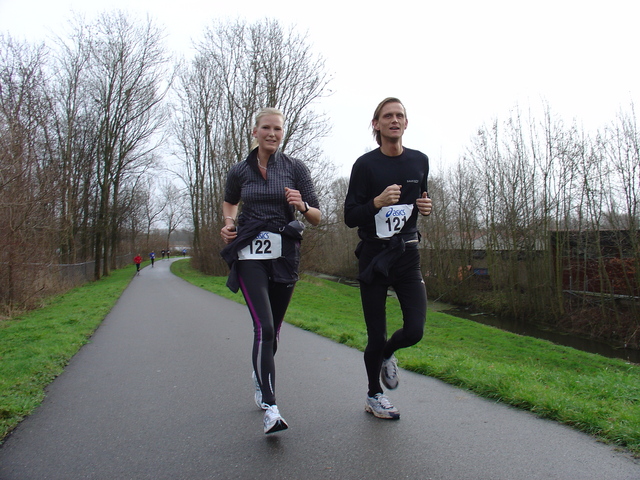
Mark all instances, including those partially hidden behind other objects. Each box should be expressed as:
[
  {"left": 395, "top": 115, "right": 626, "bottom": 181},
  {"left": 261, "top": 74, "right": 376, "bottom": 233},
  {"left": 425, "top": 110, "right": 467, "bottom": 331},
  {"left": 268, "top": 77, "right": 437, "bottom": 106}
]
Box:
[
  {"left": 252, "top": 371, "right": 267, "bottom": 410},
  {"left": 263, "top": 405, "right": 289, "bottom": 434},
  {"left": 381, "top": 354, "right": 399, "bottom": 390},
  {"left": 365, "top": 393, "right": 400, "bottom": 419}
]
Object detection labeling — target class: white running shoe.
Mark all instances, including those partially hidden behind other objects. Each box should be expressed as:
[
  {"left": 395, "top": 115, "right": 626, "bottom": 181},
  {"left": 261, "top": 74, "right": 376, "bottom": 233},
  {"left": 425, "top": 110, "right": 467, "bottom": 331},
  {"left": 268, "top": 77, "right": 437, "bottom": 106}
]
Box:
[
  {"left": 365, "top": 393, "right": 400, "bottom": 419},
  {"left": 252, "top": 371, "right": 267, "bottom": 410},
  {"left": 381, "top": 354, "right": 399, "bottom": 390},
  {"left": 263, "top": 405, "right": 289, "bottom": 434}
]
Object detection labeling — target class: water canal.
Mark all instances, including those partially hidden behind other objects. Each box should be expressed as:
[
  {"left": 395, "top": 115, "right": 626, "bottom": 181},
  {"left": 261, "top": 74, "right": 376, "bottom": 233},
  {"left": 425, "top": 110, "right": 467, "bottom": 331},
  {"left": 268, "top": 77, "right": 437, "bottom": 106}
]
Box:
[
  {"left": 439, "top": 304, "right": 640, "bottom": 364},
  {"left": 312, "top": 273, "right": 640, "bottom": 364}
]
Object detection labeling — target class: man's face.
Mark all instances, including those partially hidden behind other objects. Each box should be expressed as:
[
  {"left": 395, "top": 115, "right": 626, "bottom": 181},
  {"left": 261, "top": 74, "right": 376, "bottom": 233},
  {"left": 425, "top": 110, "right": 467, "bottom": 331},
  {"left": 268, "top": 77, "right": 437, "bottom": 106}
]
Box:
[{"left": 373, "top": 102, "right": 408, "bottom": 142}]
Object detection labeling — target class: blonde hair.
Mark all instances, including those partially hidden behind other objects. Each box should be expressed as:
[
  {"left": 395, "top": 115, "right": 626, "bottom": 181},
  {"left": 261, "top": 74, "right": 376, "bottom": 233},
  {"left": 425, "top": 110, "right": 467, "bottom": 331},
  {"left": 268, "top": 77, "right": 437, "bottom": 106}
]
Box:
[
  {"left": 250, "top": 107, "right": 285, "bottom": 150},
  {"left": 371, "top": 97, "right": 406, "bottom": 146}
]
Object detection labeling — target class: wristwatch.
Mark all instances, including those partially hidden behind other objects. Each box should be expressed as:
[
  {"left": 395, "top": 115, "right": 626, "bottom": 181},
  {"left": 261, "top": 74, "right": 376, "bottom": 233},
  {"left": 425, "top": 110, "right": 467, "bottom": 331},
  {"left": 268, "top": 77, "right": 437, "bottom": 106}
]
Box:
[{"left": 302, "top": 201, "right": 309, "bottom": 213}]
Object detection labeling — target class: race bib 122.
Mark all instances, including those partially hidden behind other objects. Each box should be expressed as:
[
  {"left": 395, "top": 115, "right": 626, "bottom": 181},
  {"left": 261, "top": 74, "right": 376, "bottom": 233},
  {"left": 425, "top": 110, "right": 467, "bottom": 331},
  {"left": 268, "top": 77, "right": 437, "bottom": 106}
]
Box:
[{"left": 237, "top": 232, "right": 283, "bottom": 260}]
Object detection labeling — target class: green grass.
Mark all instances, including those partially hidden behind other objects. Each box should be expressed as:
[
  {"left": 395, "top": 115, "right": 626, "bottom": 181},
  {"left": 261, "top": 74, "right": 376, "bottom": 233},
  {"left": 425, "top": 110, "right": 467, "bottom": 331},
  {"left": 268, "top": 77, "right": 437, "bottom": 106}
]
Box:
[
  {"left": 0, "top": 264, "right": 141, "bottom": 442},
  {"left": 171, "top": 259, "right": 640, "bottom": 455}
]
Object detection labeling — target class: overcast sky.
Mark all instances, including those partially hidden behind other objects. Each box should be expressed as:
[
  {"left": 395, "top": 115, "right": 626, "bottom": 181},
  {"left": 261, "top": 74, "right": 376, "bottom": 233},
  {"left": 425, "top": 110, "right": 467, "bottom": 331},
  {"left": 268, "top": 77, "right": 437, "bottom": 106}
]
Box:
[{"left": 1, "top": 0, "right": 638, "bottom": 177}]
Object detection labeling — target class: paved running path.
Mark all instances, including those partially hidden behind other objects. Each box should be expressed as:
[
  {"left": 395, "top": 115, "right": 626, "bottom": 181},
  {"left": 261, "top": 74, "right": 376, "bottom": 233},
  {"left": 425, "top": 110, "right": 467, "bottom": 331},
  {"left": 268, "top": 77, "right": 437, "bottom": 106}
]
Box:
[{"left": 0, "top": 258, "right": 638, "bottom": 479}]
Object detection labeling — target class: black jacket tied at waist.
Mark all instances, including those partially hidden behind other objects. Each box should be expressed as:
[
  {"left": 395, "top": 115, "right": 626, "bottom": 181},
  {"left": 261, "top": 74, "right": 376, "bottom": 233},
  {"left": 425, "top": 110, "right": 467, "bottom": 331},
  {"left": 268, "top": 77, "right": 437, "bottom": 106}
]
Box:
[
  {"left": 356, "top": 231, "right": 419, "bottom": 284},
  {"left": 221, "top": 218, "right": 304, "bottom": 293}
]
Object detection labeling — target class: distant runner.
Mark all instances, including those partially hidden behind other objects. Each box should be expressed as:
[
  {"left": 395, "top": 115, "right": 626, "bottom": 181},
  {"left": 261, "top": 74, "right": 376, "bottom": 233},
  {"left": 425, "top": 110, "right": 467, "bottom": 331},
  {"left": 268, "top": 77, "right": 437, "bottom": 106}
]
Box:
[{"left": 133, "top": 254, "right": 143, "bottom": 275}]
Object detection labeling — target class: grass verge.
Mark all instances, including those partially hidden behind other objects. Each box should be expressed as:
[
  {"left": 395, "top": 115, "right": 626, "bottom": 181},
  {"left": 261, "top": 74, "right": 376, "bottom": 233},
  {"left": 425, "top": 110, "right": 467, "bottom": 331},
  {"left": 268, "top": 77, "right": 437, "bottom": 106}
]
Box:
[
  {"left": 171, "top": 259, "right": 640, "bottom": 456},
  {"left": 0, "top": 264, "right": 141, "bottom": 442}
]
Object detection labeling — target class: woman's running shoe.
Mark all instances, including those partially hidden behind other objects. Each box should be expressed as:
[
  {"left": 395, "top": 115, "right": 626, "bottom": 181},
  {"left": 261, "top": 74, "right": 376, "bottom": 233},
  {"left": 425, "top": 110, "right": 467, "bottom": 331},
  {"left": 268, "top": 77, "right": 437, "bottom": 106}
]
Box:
[
  {"left": 263, "top": 405, "right": 289, "bottom": 434},
  {"left": 252, "top": 371, "right": 267, "bottom": 410}
]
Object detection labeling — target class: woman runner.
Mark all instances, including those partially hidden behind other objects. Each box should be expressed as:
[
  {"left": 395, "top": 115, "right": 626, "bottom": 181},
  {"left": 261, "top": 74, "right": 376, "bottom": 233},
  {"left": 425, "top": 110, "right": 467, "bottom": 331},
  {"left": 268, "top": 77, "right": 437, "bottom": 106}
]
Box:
[{"left": 220, "top": 108, "right": 321, "bottom": 434}]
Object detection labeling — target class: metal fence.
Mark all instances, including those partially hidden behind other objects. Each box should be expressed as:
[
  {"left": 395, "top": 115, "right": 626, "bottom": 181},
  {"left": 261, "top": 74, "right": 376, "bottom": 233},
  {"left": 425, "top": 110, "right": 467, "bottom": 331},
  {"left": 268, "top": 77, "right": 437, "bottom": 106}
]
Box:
[
  {"left": 0, "top": 254, "right": 133, "bottom": 309},
  {"left": 55, "top": 253, "right": 133, "bottom": 286}
]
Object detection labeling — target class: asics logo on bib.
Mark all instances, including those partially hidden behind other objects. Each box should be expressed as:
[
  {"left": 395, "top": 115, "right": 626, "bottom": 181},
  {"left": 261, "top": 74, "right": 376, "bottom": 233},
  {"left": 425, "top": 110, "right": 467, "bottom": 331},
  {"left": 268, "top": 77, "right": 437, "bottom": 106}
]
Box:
[
  {"left": 256, "top": 232, "right": 270, "bottom": 239},
  {"left": 385, "top": 207, "right": 406, "bottom": 217}
]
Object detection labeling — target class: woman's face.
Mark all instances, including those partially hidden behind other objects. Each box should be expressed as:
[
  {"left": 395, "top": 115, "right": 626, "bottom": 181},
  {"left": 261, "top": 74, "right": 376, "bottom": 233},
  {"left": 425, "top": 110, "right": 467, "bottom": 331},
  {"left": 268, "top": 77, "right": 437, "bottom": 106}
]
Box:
[{"left": 253, "top": 114, "right": 284, "bottom": 155}]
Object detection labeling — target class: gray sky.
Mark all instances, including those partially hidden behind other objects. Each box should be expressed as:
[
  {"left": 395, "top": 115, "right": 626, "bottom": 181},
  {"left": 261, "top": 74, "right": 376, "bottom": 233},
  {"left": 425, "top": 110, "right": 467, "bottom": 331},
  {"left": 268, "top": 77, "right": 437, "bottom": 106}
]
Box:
[{"left": 1, "top": 0, "right": 638, "bottom": 177}]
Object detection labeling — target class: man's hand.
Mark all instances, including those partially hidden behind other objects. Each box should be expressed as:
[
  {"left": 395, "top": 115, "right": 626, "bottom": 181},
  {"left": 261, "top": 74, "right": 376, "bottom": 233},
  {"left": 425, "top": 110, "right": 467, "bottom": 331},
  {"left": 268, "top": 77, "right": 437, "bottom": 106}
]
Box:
[
  {"left": 374, "top": 184, "right": 402, "bottom": 209},
  {"left": 416, "top": 192, "right": 432, "bottom": 216}
]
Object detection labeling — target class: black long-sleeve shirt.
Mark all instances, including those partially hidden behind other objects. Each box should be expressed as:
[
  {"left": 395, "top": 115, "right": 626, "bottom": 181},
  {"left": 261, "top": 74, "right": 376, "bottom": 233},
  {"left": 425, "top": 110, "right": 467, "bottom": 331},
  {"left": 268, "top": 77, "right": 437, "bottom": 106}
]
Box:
[{"left": 344, "top": 147, "right": 429, "bottom": 240}]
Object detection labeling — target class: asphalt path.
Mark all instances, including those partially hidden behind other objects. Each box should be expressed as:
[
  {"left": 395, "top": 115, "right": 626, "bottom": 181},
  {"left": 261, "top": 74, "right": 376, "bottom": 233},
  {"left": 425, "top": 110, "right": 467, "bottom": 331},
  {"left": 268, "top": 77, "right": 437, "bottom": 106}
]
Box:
[{"left": 0, "top": 258, "right": 638, "bottom": 479}]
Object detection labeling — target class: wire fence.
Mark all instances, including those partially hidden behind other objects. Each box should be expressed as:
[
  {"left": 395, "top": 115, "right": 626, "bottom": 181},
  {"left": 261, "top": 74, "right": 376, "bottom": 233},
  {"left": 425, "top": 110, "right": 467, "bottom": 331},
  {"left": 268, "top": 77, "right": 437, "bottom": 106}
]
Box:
[
  {"left": 0, "top": 254, "right": 133, "bottom": 311},
  {"left": 54, "top": 253, "right": 133, "bottom": 286}
]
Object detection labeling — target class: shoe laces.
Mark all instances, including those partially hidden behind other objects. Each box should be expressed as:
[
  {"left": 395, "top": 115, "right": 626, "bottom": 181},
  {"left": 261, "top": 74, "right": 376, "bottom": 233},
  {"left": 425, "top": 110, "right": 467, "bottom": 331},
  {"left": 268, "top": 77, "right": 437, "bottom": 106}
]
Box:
[
  {"left": 375, "top": 394, "right": 393, "bottom": 409},
  {"left": 384, "top": 357, "right": 398, "bottom": 377},
  {"left": 265, "top": 404, "right": 280, "bottom": 416}
]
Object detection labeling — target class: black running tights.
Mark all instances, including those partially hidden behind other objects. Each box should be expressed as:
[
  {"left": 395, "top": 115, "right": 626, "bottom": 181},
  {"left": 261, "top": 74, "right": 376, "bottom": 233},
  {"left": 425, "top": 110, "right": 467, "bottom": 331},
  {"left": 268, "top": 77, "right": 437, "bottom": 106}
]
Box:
[
  {"left": 359, "top": 246, "right": 427, "bottom": 397},
  {"left": 236, "top": 260, "right": 295, "bottom": 406}
]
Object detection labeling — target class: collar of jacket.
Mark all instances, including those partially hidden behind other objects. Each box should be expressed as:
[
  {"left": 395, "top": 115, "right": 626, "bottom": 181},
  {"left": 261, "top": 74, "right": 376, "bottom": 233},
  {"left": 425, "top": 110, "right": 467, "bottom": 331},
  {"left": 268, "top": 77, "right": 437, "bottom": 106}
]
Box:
[{"left": 248, "top": 147, "right": 282, "bottom": 173}]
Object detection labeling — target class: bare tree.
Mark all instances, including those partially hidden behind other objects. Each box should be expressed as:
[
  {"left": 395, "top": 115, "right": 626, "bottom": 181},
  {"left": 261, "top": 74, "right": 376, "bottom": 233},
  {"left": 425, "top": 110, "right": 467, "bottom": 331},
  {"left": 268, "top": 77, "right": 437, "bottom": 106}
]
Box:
[
  {"left": 158, "top": 180, "right": 187, "bottom": 253},
  {"left": 50, "top": 22, "right": 98, "bottom": 264},
  {"left": 171, "top": 53, "right": 227, "bottom": 272},
  {"left": 604, "top": 105, "right": 640, "bottom": 234},
  {"left": 0, "top": 35, "right": 56, "bottom": 310},
  {"left": 136, "top": 176, "right": 165, "bottom": 250},
  {"left": 75, "top": 11, "right": 172, "bottom": 279},
  {"left": 599, "top": 106, "right": 640, "bottom": 333},
  {"left": 531, "top": 105, "right": 581, "bottom": 316},
  {"left": 419, "top": 171, "right": 452, "bottom": 291},
  {"left": 305, "top": 176, "right": 359, "bottom": 277}
]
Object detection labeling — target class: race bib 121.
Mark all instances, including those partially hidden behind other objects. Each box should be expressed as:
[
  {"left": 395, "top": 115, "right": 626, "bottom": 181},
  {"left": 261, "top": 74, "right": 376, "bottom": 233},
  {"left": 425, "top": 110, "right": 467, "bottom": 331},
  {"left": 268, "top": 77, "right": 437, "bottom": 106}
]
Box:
[{"left": 374, "top": 204, "right": 414, "bottom": 238}]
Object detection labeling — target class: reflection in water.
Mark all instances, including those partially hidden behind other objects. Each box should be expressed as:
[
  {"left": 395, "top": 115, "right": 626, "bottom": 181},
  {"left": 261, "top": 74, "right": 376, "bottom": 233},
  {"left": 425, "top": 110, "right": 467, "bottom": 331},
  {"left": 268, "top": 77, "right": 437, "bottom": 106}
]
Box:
[
  {"left": 443, "top": 307, "right": 640, "bottom": 364},
  {"left": 309, "top": 272, "right": 640, "bottom": 364}
]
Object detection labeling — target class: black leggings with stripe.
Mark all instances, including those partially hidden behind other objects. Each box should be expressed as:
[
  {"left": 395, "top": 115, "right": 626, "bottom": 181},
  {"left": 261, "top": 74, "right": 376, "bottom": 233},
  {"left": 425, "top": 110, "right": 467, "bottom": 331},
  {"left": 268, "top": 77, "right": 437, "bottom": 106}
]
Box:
[{"left": 236, "top": 260, "right": 295, "bottom": 406}]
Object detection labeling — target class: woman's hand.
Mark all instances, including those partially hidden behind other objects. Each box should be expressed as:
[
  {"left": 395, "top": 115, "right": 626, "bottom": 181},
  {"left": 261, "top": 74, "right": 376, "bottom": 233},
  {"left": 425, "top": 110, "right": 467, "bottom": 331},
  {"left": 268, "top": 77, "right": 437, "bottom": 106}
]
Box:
[
  {"left": 284, "top": 187, "right": 321, "bottom": 226},
  {"left": 220, "top": 224, "right": 237, "bottom": 244},
  {"left": 284, "top": 187, "right": 305, "bottom": 212},
  {"left": 221, "top": 201, "right": 239, "bottom": 244}
]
